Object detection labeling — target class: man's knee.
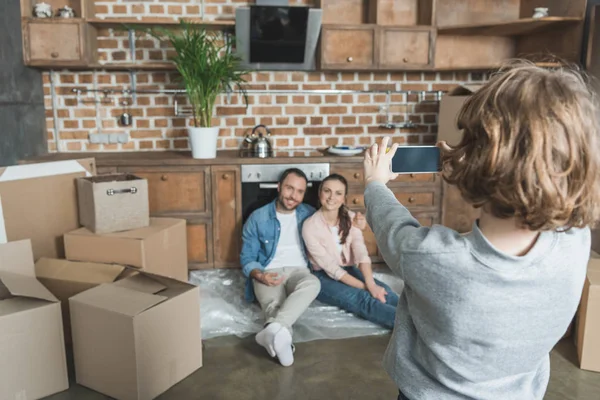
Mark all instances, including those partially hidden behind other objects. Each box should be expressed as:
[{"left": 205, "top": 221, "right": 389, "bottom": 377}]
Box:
[{"left": 301, "top": 274, "right": 321, "bottom": 296}]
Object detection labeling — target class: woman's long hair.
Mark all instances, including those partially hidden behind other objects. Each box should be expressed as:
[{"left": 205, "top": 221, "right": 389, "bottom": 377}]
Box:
[{"left": 319, "top": 174, "right": 352, "bottom": 244}]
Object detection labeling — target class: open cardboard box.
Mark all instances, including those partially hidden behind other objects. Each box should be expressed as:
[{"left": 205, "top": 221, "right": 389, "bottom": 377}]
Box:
[
  {"left": 35, "top": 258, "right": 132, "bottom": 347},
  {"left": 70, "top": 269, "right": 202, "bottom": 400},
  {"left": 0, "top": 158, "right": 95, "bottom": 260},
  {"left": 0, "top": 239, "right": 69, "bottom": 398},
  {"left": 437, "top": 84, "right": 484, "bottom": 146},
  {"left": 575, "top": 251, "right": 600, "bottom": 373}
]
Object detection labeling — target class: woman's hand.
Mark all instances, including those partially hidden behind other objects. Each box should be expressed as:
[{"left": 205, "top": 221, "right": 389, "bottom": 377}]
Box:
[
  {"left": 364, "top": 137, "right": 399, "bottom": 185},
  {"left": 352, "top": 212, "right": 367, "bottom": 231},
  {"left": 366, "top": 283, "right": 388, "bottom": 303}
]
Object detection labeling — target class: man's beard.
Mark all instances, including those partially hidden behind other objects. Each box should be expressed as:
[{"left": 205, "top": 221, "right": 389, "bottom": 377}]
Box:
[{"left": 278, "top": 194, "right": 299, "bottom": 211}]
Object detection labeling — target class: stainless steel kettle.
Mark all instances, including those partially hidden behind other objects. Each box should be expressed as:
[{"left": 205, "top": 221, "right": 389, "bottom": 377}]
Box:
[{"left": 248, "top": 124, "right": 273, "bottom": 158}]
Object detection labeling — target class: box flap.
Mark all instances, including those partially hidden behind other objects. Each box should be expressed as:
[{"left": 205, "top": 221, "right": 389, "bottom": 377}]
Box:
[
  {"left": 0, "top": 195, "right": 6, "bottom": 244},
  {"left": 70, "top": 283, "right": 167, "bottom": 316},
  {"left": 0, "top": 159, "right": 93, "bottom": 182},
  {"left": 0, "top": 271, "right": 58, "bottom": 302},
  {"left": 0, "top": 239, "right": 35, "bottom": 276},
  {"left": 448, "top": 84, "right": 484, "bottom": 96},
  {"left": 68, "top": 218, "right": 183, "bottom": 240},
  {"left": 113, "top": 273, "right": 167, "bottom": 294},
  {"left": 588, "top": 254, "right": 600, "bottom": 285},
  {"left": 35, "top": 258, "right": 125, "bottom": 285}
]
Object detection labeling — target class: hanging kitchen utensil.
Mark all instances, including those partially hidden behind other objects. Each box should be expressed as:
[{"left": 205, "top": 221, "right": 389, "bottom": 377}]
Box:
[{"left": 119, "top": 100, "right": 132, "bottom": 127}]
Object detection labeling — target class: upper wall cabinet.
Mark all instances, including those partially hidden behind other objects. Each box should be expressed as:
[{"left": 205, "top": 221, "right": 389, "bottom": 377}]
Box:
[
  {"left": 318, "top": 0, "right": 587, "bottom": 71},
  {"left": 20, "top": 0, "right": 97, "bottom": 67}
]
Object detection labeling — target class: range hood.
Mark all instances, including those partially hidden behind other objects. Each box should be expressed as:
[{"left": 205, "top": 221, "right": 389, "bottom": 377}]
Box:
[{"left": 235, "top": 0, "right": 322, "bottom": 71}]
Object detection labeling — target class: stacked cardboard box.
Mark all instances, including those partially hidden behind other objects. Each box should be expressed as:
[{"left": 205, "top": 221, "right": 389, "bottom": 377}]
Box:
[
  {"left": 0, "top": 159, "right": 202, "bottom": 399},
  {"left": 574, "top": 251, "right": 600, "bottom": 373}
]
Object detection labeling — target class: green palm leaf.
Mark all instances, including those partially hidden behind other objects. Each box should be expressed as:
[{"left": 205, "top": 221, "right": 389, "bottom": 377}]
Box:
[{"left": 147, "top": 21, "right": 250, "bottom": 128}]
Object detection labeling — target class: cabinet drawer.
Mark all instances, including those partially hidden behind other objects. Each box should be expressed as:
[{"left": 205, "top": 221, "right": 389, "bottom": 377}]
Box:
[
  {"left": 379, "top": 27, "right": 432, "bottom": 69},
  {"left": 347, "top": 190, "right": 436, "bottom": 209},
  {"left": 393, "top": 173, "right": 437, "bottom": 183},
  {"left": 395, "top": 191, "right": 436, "bottom": 208},
  {"left": 187, "top": 220, "right": 212, "bottom": 268},
  {"left": 320, "top": 25, "right": 376, "bottom": 69},
  {"left": 330, "top": 164, "right": 365, "bottom": 185},
  {"left": 119, "top": 167, "right": 210, "bottom": 215}
]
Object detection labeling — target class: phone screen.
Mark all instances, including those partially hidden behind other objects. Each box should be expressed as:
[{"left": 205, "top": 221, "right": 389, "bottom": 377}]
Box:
[{"left": 391, "top": 146, "right": 441, "bottom": 174}]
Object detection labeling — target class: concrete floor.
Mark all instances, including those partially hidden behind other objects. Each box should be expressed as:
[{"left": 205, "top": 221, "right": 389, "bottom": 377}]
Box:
[{"left": 45, "top": 336, "right": 599, "bottom": 400}]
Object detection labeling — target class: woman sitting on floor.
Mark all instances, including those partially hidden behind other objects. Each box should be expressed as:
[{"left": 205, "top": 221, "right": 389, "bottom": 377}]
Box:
[{"left": 302, "top": 173, "right": 399, "bottom": 329}]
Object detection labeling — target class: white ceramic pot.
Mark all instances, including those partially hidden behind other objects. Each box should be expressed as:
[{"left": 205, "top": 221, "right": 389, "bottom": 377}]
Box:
[{"left": 187, "top": 127, "right": 219, "bottom": 159}]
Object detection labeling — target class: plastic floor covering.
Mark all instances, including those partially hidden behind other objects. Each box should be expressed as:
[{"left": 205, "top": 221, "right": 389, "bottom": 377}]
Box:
[{"left": 189, "top": 268, "right": 404, "bottom": 343}]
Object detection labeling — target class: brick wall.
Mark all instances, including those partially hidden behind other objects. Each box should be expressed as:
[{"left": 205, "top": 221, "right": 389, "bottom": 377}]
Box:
[{"left": 43, "top": 0, "right": 486, "bottom": 153}]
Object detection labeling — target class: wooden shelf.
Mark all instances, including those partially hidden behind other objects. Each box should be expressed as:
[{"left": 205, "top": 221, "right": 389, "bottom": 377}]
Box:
[
  {"left": 87, "top": 17, "right": 234, "bottom": 30},
  {"left": 438, "top": 17, "right": 582, "bottom": 36},
  {"left": 90, "top": 62, "right": 176, "bottom": 71}
]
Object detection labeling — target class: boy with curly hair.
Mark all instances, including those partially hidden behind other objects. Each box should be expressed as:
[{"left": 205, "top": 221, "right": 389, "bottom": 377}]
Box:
[{"left": 364, "top": 62, "right": 600, "bottom": 400}]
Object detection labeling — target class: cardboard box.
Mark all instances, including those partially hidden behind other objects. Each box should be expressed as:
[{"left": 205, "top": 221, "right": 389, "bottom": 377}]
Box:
[
  {"left": 64, "top": 217, "right": 188, "bottom": 282},
  {"left": 70, "top": 272, "right": 202, "bottom": 400},
  {"left": 35, "top": 257, "right": 130, "bottom": 345},
  {"left": 0, "top": 158, "right": 95, "bottom": 260},
  {"left": 77, "top": 173, "right": 150, "bottom": 234},
  {"left": 575, "top": 252, "right": 600, "bottom": 372},
  {"left": 437, "top": 84, "right": 484, "bottom": 146},
  {"left": 0, "top": 240, "right": 69, "bottom": 398}
]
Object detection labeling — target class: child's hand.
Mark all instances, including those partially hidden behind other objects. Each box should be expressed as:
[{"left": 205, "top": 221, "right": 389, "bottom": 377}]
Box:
[
  {"left": 364, "top": 137, "right": 399, "bottom": 185},
  {"left": 352, "top": 212, "right": 367, "bottom": 231}
]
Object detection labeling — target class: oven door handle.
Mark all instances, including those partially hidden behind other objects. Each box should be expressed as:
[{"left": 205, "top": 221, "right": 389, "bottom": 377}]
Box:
[{"left": 259, "top": 183, "right": 313, "bottom": 189}]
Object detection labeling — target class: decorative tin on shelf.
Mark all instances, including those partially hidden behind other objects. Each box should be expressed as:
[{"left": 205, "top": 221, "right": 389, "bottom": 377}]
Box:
[{"left": 76, "top": 174, "right": 149, "bottom": 234}]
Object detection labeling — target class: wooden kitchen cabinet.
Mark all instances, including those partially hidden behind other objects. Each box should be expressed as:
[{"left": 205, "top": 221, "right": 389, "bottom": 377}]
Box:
[
  {"left": 119, "top": 166, "right": 211, "bottom": 216},
  {"left": 187, "top": 220, "right": 213, "bottom": 269},
  {"left": 319, "top": 25, "right": 377, "bottom": 70},
  {"left": 378, "top": 27, "right": 433, "bottom": 69},
  {"left": 21, "top": 19, "right": 97, "bottom": 67},
  {"left": 211, "top": 166, "right": 242, "bottom": 268}
]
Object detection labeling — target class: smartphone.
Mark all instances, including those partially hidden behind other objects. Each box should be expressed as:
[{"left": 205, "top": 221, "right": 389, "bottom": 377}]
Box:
[{"left": 391, "top": 145, "right": 441, "bottom": 174}]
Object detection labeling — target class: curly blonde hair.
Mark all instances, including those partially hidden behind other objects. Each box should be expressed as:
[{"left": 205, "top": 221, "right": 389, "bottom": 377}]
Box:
[{"left": 441, "top": 61, "right": 600, "bottom": 231}]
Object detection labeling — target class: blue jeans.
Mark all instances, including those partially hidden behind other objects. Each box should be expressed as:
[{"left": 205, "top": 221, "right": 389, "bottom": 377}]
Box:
[{"left": 313, "top": 266, "right": 399, "bottom": 329}]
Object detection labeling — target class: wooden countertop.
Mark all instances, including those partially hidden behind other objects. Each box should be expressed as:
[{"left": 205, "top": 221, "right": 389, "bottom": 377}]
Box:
[{"left": 21, "top": 149, "right": 366, "bottom": 167}]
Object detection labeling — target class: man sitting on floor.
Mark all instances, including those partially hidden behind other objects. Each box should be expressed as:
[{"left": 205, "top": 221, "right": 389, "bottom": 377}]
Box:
[{"left": 240, "top": 168, "right": 320, "bottom": 367}]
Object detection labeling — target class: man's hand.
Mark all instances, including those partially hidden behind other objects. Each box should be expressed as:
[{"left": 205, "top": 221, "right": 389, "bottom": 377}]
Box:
[
  {"left": 364, "top": 137, "right": 399, "bottom": 185},
  {"left": 250, "top": 269, "right": 284, "bottom": 286},
  {"left": 352, "top": 212, "right": 367, "bottom": 231},
  {"left": 366, "top": 283, "right": 388, "bottom": 304}
]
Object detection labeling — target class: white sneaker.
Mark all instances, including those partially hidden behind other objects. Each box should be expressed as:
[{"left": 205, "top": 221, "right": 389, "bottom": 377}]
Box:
[
  {"left": 255, "top": 322, "right": 281, "bottom": 358},
  {"left": 273, "top": 326, "right": 294, "bottom": 367}
]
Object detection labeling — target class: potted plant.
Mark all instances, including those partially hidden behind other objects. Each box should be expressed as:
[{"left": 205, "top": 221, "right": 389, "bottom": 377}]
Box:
[{"left": 151, "top": 22, "right": 249, "bottom": 159}]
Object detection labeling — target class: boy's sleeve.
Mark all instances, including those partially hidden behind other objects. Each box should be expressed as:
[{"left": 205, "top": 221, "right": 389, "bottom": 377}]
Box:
[
  {"left": 240, "top": 216, "right": 263, "bottom": 278},
  {"left": 364, "top": 181, "right": 430, "bottom": 279}
]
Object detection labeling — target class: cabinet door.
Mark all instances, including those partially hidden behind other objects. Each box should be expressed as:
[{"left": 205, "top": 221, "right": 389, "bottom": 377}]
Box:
[
  {"left": 121, "top": 166, "right": 210, "bottom": 216},
  {"left": 320, "top": 25, "right": 377, "bottom": 70},
  {"left": 379, "top": 27, "right": 433, "bottom": 69},
  {"left": 23, "top": 20, "right": 88, "bottom": 65},
  {"left": 187, "top": 220, "right": 213, "bottom": 269},
  {"left": 212, "top": 166, "right": 242, "bottom": 268}
]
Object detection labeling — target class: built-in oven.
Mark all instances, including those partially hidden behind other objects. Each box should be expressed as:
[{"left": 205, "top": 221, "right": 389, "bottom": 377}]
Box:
[{"left": 241, "top": 163, "right": 330, "bottom": 223}]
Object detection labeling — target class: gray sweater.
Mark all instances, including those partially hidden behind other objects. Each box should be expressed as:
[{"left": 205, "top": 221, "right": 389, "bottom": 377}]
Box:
[{"left": 365, "top": 181, "right": 589, "bottom": 400}]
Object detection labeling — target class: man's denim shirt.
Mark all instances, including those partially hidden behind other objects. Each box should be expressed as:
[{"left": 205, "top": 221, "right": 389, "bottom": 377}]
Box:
[{"left": 240, "top": 200, "right": 315, "bottom": 303}]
